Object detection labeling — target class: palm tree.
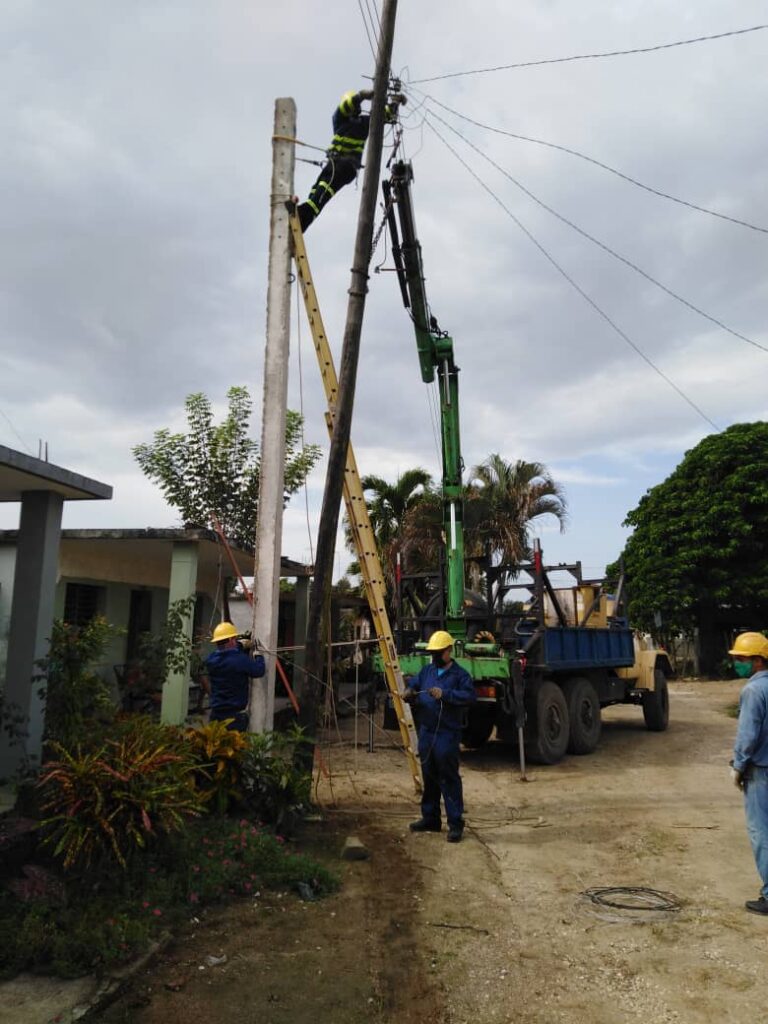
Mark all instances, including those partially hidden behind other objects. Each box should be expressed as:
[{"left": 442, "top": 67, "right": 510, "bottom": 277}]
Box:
[
  {"left": 344, "top": 468, "right": 433, "bottom": 592},
  {"left": 467, "top": 454, "right": 567, "bottom": 565}
]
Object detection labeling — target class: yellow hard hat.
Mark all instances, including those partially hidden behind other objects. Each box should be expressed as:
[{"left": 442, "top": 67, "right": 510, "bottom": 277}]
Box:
[
  {"left": 426, "top": 629, "right": 454, "bottom": 651},
  {"left": 728, "top": 632, "right": 768, "bottom": 658},
  {"left": 339, "top": 90, "right": 357, "bottom": 116},
  {"left": 212, "top": 621, "right": 238, "bottom": 643}
]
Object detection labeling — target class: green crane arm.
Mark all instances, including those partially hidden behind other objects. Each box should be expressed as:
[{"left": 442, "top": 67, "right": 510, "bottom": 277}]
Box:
[{"left": 386, "top": 160, "right": 466, "bottom": 639}]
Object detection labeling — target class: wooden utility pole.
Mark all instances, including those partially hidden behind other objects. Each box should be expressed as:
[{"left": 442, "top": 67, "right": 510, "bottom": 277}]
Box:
[
  {"left": 251, "top": 98, "right": 296, "bottom": 733},
  {"left": 298, "top": 0, "right": 399, "bottom": 750}
]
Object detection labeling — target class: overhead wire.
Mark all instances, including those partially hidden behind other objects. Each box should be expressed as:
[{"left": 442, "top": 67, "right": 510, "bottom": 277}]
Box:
[
  {"left": 422, "top": 116, "right": 720, "bottom": 431},
  {"left": 410, "top": 24, "right": 768, "bottom": 84},
  {"left": 423, "top": 106, "right": 768, "bottom": 359},
  {"left": 0, "top": 407, "right": 34, "bottom": 454},
  {"left": 411, "top": 90, "right": 768, "bottom": 236},
  {"left": 356, "top": 0, "right": 378, "bottom": 62}
]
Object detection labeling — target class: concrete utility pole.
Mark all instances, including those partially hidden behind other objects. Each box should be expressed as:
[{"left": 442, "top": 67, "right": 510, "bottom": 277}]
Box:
[
  {"left": 298, "top": 0, "right": 399, "bottom": 750},
  {"left": 251, "top": 98, "right": 296, "bottom": 733}
]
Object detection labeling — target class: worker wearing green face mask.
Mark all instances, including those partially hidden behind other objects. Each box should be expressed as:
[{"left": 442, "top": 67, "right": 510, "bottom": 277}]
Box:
[{"left": 729, "top": 631, "right": 768, "bottom": 914}]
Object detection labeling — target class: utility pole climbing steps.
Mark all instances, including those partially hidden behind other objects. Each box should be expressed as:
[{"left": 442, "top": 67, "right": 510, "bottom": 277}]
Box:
[{"left": 288, "top": 209, "right": 421, "bottom": 792}]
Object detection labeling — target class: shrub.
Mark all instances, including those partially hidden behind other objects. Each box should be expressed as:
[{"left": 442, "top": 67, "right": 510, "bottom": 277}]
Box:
[
  {"left": 239, "top": 726, "right": 313, "bottom": 830},
  {"left": 38, "top": 718, "right": 204, "bottom": 869},
  {"left": 183, "top": 720, "right": 249, "bottom": 812},
  {"left": 36, "top": 617, "right": 118, "bottom": 750}
]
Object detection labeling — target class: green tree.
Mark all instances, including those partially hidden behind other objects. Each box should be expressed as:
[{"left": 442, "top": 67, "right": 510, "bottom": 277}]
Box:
[
  {"left": 466, "top": 454, "right": 568, "bottom": 564},
  {"left": 133, "top": 387, "right": 321, "bottom": 551},
  {"left": 616, "top": 422, "right": 768, "bottom": 674}
]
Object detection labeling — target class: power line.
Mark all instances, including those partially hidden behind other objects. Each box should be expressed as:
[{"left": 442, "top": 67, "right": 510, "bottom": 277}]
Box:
[
  {"left": 410, "top": 24, "right": 768, "bottom": 84},
  {"left": 423, "top": 118, "right": 720, "bottom": 432},
  {"left": 0, "top": 407, "right": 33, "bottom": 454},
  {"left": 424, "top": 106, "right": 768, "bottom": 358},
  {"left": 411, "top": 90, "right": 768, "bottom": 235},
  {"left": 356, "top": 0, "right": 378, "bottom": 61}
]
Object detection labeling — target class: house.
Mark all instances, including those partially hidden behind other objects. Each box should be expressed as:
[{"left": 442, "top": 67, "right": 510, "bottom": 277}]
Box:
[
  {"left": 0, "top": 443, "right": 314, "bottom": 779},
  {"left": 0, "top": 445, "right": 112, "bottom": 778}
]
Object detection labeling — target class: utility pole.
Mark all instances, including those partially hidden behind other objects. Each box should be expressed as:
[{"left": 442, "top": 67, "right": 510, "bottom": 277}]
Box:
[
  {"left": 297, "top": 0, "right": 399, "bottom": 754},
  {"left": 251, "top": 98, "right": 296, "bottom": 733}
]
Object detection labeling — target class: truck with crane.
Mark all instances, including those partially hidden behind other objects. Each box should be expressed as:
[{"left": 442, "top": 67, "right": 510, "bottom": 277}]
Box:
[{"left": 380, "top": 159, "right": 672, "bottom": 765}]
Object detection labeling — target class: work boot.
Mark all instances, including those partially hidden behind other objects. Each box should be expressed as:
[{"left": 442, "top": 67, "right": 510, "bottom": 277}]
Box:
[
  {"left": 409, "top": 819, "right": 441, "bottom": 833},
  {"left": 745, "top": 896, "right": 768, "bottom": 915},
  {"left": 297, "top": 202, "right": 315, "bottom": 232},
  {"left": 446, "top": 824, "right": 464, "bottom": 844}
]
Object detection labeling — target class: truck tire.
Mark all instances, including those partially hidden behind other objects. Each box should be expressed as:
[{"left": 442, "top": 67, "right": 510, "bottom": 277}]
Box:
[
  {"left": 562, "top": 677, "right": 601, "bottom": 755},
  {"left": 642, "top": 670, "right": 669, "bottom": 731},
  {"left": 462, "top": 719, "right": 494, "bottom": 749},
  {"left": 526, "top": 681, "right": 570, "bottom": 765}
]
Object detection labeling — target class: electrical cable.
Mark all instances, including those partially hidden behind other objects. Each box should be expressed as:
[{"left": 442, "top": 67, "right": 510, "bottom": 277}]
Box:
[
  {"left": 582, "top": 886, "right": 681, "bottom": 912},
  {"left": 410, "top": 24, "right": 768, "bottom": 84},
  {"left": 425, "top": 107, "right": 768, "bottom": 360},
  {"left": 423, "top": 117, "right": 720, "bottom": 431},
  {"left": 356, "top": 0, "right": 378, "bottom": 62},
  {"left": 411, "top": 90, "right": 768, "bottom": 235},
  {"left": 0, "top": 407, "right": 34, "bottom": 454}
]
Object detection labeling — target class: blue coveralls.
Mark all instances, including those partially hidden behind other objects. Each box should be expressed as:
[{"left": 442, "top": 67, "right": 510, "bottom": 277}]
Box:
[
  {"left": 205, "top": 647, "right": 266, "bottom": 732},
  {"left": 406, "top": 661, "right": 476, "bottom": 829},
  {"left": 733, "top": 669, "right": 768, "bottom": 898}
]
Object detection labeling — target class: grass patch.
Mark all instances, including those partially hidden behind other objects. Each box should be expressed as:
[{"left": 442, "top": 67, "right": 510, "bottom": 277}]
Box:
[
  {"left": 723, "top": 702, "right": 740, "bottom": 719},
  {"left": 0, "top": 815, "right": 338, "bottom": 980}
]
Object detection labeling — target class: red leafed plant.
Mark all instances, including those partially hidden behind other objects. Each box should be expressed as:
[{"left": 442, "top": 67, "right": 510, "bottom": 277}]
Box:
[{"left": 38, "top": 721, "right": 204, "bottom": 870}]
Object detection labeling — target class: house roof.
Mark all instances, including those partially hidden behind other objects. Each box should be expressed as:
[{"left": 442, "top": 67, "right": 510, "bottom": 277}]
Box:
[
  {"left": 0, "top": 526, "right": 313, "bottom": 584},
  {"left": 0, "top": 445, "right": 112, "bottom": 502}
]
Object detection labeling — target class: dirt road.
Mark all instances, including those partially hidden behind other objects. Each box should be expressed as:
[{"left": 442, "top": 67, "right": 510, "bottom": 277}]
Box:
[{"left": 102, "top": 680, "right": 768, "bottom": 1023}]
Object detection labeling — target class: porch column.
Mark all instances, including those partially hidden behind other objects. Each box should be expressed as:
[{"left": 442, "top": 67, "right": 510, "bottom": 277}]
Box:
[
  {"left": 161, "top": 541, "right": 198, "bottom": 725},
  {"left": 0, "top": 490, "right": 63, "bottom": 777}
]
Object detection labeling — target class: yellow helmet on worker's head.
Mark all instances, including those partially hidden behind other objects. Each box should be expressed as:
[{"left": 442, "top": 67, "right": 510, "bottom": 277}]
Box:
[
  {"left": 426, "top": 629, "right": 454, "bottom": 652},
  {"left": 339, "top": 90, "right": 357, "bottom": 117},
  {"left": 728, "top": 632, "right": 768, "bottom": 659},
  {"left": 212, "top": 621, "right": 238, "bottom": 644}
]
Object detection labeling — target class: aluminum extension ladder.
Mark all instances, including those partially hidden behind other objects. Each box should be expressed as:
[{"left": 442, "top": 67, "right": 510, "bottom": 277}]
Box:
[{"left": 288, "top": 209, "right": 421, "bottom": 792}]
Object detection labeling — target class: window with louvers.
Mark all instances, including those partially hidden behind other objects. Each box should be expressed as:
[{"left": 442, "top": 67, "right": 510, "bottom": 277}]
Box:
[{"left": 63, "top": 582, "right": 103, "bottom": 626}]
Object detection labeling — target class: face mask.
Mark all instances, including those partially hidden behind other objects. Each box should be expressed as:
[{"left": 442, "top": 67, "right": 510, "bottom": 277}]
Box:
[
  {"left": 431, "top": 652, "right": 444, "bottom": 666},
  {"left": 734, "top": 660, "right": 753, "bottom": 679}
]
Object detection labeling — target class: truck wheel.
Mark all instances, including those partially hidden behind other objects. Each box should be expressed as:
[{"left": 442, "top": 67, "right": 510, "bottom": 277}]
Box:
[
  {"left": 462, "top": 720, "right": 494, "bottom": 749},
  {"left": 526, "top": 681, "right": 570, "bottom": 765},
  {"left": 642, "top": 670, "right": 669, "bottom": 731},
  {"left": 563, "top": 677, "right": 601, "bottom": 755}
]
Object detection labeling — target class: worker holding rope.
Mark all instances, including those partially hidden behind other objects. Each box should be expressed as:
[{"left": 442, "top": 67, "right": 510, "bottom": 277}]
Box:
[
  {"left": 403, "top": 630, "right": 475, "bottom": 843},
  {"left": 297, "top": 87, "right": 405, "bottom": 232}
]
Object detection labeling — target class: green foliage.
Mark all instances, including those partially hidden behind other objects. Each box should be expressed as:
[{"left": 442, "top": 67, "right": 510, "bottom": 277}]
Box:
[
  {"left": 0, "top": 815, "right": 338, "bottom": 980},
  {"left": 122, "top": 597, "right": 202, "bottom": 703},
  {"left": 183, "top": 720, "right": 250, "bottom": 812},
  {"left": 239, "top": 726, "right": 313, "bottom": 831},
  {"left": 466, "top": 454, "right": 568, "bottom": 564},
  {"left": 133, "top": 387, "right": 321, "bottom": 550},
  {"left": 38, "top": 718, "right": 203, "bottom": 869},
  {"left": 617, "top": 423, "right": 768, "bottom": 642},
  {"left": 36, "top": 617, "right": 117, "bottom": 751}
]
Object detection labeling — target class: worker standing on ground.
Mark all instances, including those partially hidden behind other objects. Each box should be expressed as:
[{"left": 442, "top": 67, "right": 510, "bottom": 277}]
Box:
[
  {"left": 729, "top": 631, "right": 768, "bottom": 914},
  {"left": 297, "top": 88, "right": 405, "bottom": 232},
  {"left": 403, "top": 630, "right": 476, "bottom": 843},
  {"left": 203, "top": 622, "right": 265, "bottom": 732}
]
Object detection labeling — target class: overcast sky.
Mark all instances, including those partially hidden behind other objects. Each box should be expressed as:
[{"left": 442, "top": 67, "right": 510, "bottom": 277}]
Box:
[{"left": 1, "top": 1, "right": 766, "bottom": 581}]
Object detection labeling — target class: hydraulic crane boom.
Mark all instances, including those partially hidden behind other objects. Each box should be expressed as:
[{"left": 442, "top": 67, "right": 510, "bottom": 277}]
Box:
[{"left": 386, "top": 160, "right": 466, "bottom": 639}]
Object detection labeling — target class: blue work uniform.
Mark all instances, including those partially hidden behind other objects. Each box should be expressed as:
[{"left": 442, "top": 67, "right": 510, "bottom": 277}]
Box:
[
  {"left": 406, "top": 661, "right": 476, "bottom": 830},
  {"left": 734, "top": 669, "right": 768, "bottom": 898},
  {"left": 205, "top": 647, "right": 266, "bottom": 732}
]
